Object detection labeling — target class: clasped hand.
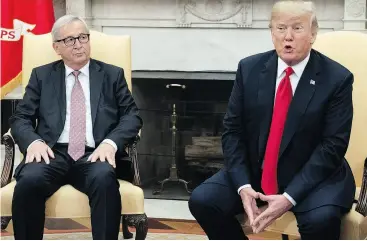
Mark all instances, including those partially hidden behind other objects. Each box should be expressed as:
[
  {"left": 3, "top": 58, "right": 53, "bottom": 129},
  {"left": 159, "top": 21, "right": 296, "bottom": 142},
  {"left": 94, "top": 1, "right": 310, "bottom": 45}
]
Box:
[{"left": 239, "top": 188, "right": 293, "bottom": 234}]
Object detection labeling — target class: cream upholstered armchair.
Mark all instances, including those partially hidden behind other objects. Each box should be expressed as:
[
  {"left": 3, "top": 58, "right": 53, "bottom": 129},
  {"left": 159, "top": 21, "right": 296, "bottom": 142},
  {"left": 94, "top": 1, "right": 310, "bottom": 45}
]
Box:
[
  {"left": 243, "top": 31, "right": 367, "bottom": 240},
  {"left": 0, "top": 30, "right": 148, "bottom": 239}
]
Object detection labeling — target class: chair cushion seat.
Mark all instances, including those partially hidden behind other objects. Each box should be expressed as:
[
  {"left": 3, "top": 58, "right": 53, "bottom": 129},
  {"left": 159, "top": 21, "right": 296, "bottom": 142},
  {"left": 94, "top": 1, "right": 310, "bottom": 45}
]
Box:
[{"left": 0, "top": 179, "right": 144, "bottom": 218}]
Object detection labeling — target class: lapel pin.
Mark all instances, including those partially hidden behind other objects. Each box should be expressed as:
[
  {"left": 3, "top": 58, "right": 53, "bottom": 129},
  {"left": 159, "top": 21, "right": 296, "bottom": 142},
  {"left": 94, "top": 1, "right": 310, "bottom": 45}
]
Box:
[{"left": 310, "top": 80, "right": 315, "bottom": 85}]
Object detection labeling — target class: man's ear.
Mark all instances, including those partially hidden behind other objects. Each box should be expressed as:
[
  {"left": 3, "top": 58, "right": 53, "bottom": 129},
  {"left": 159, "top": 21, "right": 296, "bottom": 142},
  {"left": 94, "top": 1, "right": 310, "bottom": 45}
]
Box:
[
  {"left": 53, "top": 42, "right": 61, "bottom": 55},
  {"left": 310, "top": 31, "right": 317, "bottom": 45}
]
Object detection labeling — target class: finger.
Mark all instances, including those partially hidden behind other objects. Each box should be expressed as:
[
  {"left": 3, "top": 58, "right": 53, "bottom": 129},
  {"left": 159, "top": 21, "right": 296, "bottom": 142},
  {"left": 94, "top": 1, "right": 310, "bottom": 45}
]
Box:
[
  {"left": 255, "top": 208, "right": 262, "bottom": 216},
  {"left": 255, "top": 217, "right": 273, "bottom": 234},
  {"left": 48, "top": 148, "right": 55, "bottom": 159},
  {"left": 244, "top": 202, "right": 255, "bottom": 225},
  {"left": 108, "top": 158, "right": 116, "bottom": 168},
  {"left": 258, "top": 193, "right": 271, "bottom": 202},
  {"left": 251, "top": 191, "right": 260, "bottom": 199},
  {"left": 253, "top": 208, "right": 271, "bottom": 227},
  {"left": 106, "top": 154, "right": 116, "bottom": 168},
  {"left": 109, "top": 152, "right": 115, "bottom": 163},
  {"left": 100, "top": 153, "right": 106, "bottom": 162},
  {"left": 26, "top": 153, "right": 30, "bottom": 163},
  {"left": 29, "top": 154, "right": 35, "bottom": 163},
  {"left": 35, "top": 153, "right": 42, "bottom": 162},
  {"left": 91, "top": 153, "right": 98, "bottom": 162},
  {"left": 27, "top": 154, "right": 35, "bottom": 163},
  {"left": 252, "top": 201, "right": 261, "bottom": 216},
  {"left": 41, "top": 151, "right": 50, "bottom": 164}
]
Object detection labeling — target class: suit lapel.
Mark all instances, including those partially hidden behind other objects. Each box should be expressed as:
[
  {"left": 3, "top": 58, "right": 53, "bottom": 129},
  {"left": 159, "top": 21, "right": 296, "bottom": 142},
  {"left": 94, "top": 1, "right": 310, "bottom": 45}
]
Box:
[
  {"left": 89, "top": 59, "right": 105, "bottom": 128},
  {"left": 51, "top": 61, "right": 66, "bottom": 126},
  {"left": 278, "top": 50, "right": 321, "bottom": 158},
  {"left": 258, "top": 52, "right": 278, "bottom": 158}
]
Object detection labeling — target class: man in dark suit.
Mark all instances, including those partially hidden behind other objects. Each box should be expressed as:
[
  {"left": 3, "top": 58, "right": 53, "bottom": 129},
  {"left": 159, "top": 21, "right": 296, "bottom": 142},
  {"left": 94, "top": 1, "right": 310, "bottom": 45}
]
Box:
[
  {"left": 9, "top": 15, "right": 142, "bottom": 240},
  {"left": 188, "top": 1, "right": 355, "bottom": 239}
]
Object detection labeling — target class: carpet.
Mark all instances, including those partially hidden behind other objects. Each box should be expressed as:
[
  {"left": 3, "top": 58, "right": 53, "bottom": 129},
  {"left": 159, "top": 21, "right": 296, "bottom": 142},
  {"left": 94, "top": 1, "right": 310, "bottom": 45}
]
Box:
[
  {"left": 0, "top": 217, "right": 298, "bottom": 240},
  {"left": 1, "top": 232, "right": 207, "bottom": 240}
]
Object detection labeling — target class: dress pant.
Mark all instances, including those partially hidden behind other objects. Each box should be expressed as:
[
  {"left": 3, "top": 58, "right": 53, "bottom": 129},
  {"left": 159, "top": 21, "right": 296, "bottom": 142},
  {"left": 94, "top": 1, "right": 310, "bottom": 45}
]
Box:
[
  {"left": 188, "top": 169, "right": 348, "bottom": 240},
  {"left": 12, "top": 144, "right": 121, "bottom": 240}
]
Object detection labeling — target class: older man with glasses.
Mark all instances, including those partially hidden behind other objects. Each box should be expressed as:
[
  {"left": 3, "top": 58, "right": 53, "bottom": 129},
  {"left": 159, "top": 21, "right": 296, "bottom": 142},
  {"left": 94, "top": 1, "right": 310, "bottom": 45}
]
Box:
[{"left": 9, "top": 15, "right": 142, "bottom": 240}]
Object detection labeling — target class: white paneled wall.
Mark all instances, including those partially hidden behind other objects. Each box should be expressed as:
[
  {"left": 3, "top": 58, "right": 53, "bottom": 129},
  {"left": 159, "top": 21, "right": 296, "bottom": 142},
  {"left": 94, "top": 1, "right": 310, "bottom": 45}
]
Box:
[{"left": 53, "top": 0, "right": 367, "bottom": 72}]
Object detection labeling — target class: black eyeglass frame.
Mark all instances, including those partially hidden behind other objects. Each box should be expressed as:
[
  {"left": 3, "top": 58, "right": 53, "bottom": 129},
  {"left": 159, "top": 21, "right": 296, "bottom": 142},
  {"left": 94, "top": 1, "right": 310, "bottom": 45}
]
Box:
[{"left": 54, "top": 33, "right": 90, "bottom": 46}]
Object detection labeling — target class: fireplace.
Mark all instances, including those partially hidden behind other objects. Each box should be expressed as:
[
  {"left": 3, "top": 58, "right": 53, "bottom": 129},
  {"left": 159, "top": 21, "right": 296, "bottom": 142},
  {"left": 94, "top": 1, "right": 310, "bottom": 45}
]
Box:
[{"left": 132, "top": 71, "right": 235, "bottom": 199}]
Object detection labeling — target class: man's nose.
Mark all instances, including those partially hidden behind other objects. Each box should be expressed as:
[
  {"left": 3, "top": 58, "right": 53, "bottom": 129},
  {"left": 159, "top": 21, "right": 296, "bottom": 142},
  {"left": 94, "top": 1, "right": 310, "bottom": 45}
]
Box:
[
  {"left": 284, "top": 28, "right": 294, "bottom": 41},
  {"left": 73, "top": 39, "right": 82, "bottom": 48}
]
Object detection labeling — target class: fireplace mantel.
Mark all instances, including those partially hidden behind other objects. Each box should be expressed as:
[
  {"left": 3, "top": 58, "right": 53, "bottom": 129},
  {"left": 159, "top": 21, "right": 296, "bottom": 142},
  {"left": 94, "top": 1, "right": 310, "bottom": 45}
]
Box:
[{"left": 132, "top": 70, "right": 235, "bottom": 81}]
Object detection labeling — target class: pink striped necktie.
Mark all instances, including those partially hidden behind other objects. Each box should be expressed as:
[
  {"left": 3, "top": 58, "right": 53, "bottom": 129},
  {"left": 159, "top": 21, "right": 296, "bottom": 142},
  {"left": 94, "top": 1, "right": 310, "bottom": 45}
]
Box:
[{"left": 67, "top": 70, "right": 86, "bottom": 161}]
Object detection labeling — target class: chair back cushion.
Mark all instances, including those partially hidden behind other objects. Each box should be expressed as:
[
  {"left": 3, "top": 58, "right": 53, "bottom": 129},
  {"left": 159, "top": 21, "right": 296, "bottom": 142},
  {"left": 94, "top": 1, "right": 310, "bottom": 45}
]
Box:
[
  {"left": 22, "top": 30, "right": 132, "bottom": 91},
  {"left": 313, "top": 31, "right": 367, "bottom": 187}
]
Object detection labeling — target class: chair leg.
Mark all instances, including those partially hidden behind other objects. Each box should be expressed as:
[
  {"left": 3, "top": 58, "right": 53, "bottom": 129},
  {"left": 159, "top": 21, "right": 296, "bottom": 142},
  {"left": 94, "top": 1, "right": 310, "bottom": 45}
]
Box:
[
  {"left": 122, "top": 215, "right": 133, "bottom": 239},
  {"left": 282, "top": 234, "right": 289, "bottom": 240},
  {"left": 123, "top": 214, "right": 148, "bottom": 240},
  {"left": 1, "top": 216, "right": 11, "bottom": 230}
]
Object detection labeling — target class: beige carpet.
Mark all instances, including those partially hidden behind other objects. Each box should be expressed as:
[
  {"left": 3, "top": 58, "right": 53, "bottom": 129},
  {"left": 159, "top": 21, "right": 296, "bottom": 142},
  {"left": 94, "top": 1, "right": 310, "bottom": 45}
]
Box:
[
  {"left": 0, "top": 217, "right": 299, "bottom": 240},
  {"left": 1, "top": 232, "right": 207, "bottom": 240}
]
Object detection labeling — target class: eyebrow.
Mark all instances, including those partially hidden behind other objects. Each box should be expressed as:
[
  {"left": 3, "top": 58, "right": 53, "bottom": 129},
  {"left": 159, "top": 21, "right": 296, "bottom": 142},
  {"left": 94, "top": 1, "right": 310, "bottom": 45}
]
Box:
[
  {"left": 276, "top": 22, "right": 304, "bottom": 26},
  {"left": 64, "top": 33, "right": 88, "bottom": 38}
]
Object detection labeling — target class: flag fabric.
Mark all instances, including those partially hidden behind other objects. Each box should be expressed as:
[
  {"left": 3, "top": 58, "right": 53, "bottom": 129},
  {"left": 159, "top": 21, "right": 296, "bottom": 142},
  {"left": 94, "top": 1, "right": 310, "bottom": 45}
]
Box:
[{"left": 1, "top": 0, "right": 55, "bottom": 99}]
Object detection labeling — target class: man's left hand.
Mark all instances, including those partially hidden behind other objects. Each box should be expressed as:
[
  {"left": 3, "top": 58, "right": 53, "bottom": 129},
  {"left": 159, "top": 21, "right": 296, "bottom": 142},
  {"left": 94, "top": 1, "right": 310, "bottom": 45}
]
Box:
[
  {"left": 251, "top": 193, "right": 293, "bottom": 233},
  {"left": 88, "top": 143, "right": 117, "bottom": 168}
]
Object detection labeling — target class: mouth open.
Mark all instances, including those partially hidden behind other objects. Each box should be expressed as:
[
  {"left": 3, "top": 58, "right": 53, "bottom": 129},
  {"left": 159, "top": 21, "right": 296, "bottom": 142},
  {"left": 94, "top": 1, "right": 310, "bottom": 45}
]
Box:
[{"left": 284, "top": 45, "right": 293, "bottom": 53}]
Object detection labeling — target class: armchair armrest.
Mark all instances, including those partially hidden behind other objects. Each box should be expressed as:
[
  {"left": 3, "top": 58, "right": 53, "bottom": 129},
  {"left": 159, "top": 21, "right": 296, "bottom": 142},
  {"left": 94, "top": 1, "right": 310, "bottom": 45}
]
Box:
[
  {"left": 1, "top": 130, "right": 15, "bottom": 188},
  {"left": 126, "top": 133, "right": 141, "bottom": 186},
  {"left": 356, "top": 158, "right": 367, "bottom": 216}
]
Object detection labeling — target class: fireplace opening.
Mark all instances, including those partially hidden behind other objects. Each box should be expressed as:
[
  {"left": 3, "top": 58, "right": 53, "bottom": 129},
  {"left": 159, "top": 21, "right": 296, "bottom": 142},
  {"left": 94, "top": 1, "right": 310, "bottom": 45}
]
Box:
[{"left": 132, "top": 71, "right": 235, "bottom": 200}]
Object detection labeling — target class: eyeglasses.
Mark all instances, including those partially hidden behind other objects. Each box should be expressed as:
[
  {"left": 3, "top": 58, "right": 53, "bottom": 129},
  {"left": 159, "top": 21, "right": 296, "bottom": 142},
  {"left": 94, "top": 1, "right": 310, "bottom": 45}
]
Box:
[{"left": 54, "top": 33, "right": 90, "bottom": 47}]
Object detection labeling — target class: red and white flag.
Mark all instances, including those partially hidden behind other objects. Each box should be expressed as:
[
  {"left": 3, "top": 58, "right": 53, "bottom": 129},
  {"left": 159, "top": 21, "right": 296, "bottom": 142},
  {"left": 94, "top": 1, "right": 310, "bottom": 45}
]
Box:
[{"left": 1, "top": 0, "right": 55, "bottom": 99}]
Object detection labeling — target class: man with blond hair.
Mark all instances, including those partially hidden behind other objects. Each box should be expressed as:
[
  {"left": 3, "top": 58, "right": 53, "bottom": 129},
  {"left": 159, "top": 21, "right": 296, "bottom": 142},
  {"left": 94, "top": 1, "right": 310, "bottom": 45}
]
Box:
[{"left": 189, "top": 0, "right": 355, "bottom": 239}]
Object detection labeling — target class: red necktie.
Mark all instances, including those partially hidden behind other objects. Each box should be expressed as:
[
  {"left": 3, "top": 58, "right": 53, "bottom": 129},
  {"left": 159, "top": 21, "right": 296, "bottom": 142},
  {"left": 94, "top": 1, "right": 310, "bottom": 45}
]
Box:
[{"left": 261, "top": 66, "right": 294, "bottom": 195}]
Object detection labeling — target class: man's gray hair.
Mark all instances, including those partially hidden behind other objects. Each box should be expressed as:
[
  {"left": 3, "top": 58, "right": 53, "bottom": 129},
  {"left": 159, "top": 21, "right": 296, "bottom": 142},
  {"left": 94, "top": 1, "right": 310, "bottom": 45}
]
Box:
[
  {"left": 269, "top": 0, "right": 319, "bottom": 34},
  {"left": 51, "top": 15, "right": 90, "bottom": 41}
]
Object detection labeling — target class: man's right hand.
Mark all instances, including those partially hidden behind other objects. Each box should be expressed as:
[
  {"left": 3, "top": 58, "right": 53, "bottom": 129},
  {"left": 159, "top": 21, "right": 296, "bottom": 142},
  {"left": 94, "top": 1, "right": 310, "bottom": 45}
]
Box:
[
  {"left": 26, "top": 141, "right": 55, "bottom": 164},
  {"left": 239, "top": 187, "right": 261, "bottom": 226}
]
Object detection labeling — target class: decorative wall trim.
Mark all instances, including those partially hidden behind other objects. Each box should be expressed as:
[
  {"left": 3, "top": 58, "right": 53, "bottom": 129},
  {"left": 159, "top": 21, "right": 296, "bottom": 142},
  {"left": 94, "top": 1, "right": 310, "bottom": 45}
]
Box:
[
  {"left": 176, "top": 0, "right": 253, "bottom": 28},
  {"left": 343, "top": 0, "right": 367, "bottom": 30},
  {"left": 92, "top": 18, "right": 344, "bottom": 30},
  {"left": 345, "top": 0, "right": 366, "bottom": 18}
]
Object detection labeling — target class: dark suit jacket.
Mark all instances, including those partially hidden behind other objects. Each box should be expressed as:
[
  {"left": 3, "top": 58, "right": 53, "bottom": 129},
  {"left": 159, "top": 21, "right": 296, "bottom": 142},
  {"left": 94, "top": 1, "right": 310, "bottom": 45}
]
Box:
[
  {"left": 9, "top": 59, "right": 143, "bottom": 174},
  {"left": 222, "top": 49, "right": 356, "bottom": 212}
]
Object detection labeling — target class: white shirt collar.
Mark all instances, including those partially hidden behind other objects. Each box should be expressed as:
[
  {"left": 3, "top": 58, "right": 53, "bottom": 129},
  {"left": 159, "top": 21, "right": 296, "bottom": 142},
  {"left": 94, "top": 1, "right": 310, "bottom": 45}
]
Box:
[
  {"left": 277, "top": 53, "right": 310, "bottom": 78},
  {"left": 64, "top": 61, "right": 90, "bottom": 77}
]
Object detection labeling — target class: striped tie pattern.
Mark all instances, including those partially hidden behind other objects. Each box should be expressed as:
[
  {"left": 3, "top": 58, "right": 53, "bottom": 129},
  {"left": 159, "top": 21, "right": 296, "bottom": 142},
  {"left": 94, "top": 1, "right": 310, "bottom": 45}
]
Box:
[{"left": 67, "top": 70, "right": 86, "bottom": 161}]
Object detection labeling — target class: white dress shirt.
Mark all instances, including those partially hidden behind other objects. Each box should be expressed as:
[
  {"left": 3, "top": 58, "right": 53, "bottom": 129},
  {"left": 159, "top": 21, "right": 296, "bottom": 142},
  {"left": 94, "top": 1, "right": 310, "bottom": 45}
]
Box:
[
  {"left": 27, "top": 61, "right": 117, "bottom": 155},
  {"left": 237, "top": 53, "right": 311, "bottom": 206}
]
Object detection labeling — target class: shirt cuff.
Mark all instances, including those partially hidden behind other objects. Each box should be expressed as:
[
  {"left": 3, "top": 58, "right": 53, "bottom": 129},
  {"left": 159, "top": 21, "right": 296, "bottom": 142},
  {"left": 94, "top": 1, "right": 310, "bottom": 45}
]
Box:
[
  {"left": 237, "top": 184, "right": 252, "bottom": 194},
  {"left": 27, "top": 139, "right": 44, "bottom": 151},
  {"left": 283, "top": 192, "right": 297, "bottom": 206},
  {"left": 102, "top": 139, "right": 118, "bottom": 151}
]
